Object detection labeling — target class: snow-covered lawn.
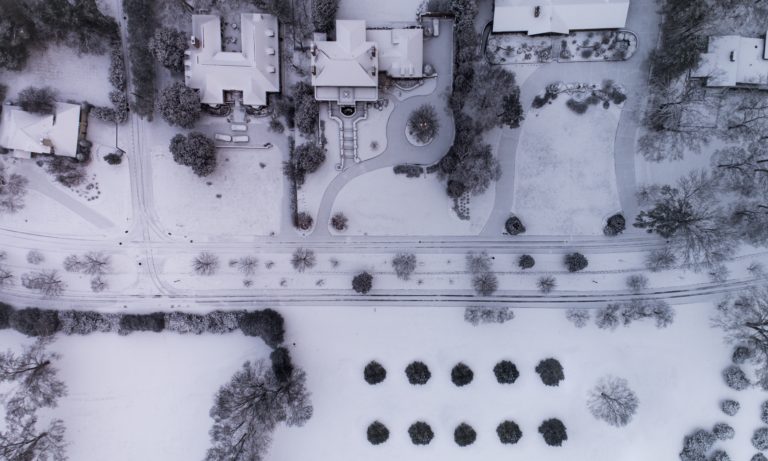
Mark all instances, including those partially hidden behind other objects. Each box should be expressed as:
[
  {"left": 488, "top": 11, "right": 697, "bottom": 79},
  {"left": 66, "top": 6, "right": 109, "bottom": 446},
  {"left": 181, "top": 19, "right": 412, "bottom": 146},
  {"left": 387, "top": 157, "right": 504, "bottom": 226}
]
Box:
[
  {"left": 149, "top": 122, "right": 284, "bottom": 239},
  {"left": 330, "top": 167, "right": 494, "bottom": 236},
  {"left": 271, "top": 303, "right": 738, "bottom": 461},
  {"left": 512, "top": 98, "right": 621, "bottom": 235},
  {"left": 0, "top": 330, "right": 269, "bottom": 461},
  {"left": 358, "top": 98, "right": 395, "bottom": 162},
  {"left": 0, "top": 45, "right": 112, "bottom": 106}
]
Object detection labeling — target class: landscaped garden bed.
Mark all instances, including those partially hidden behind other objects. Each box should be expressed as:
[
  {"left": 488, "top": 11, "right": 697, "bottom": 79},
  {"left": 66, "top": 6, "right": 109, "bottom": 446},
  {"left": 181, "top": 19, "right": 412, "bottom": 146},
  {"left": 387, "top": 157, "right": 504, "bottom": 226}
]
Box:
[
  {"left": 487, "top": 34, "right": 554, "bottom": 64},
  {"left": 558, "top": 30, "right": 638, "bottom": 62}
]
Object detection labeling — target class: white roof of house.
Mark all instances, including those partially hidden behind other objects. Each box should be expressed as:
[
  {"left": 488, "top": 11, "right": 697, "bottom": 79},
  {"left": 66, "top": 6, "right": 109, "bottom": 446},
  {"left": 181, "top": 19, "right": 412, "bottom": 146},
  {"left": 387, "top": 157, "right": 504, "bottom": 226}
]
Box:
[
  {"left": 0, "top": 102, "right": 81, "bottom": 158},
  {"left": 492, "top": 0, "right": 630, "bottom": 35},
  {"left": 691, "top": 34, "right": 768, "bottom": 87},
  {"left": 312, "top": 20, "right": 378, "bottom": 92},
  {"left": 366, "top": 28, "right": 423, "bottom": 78},
  {"left": 185, "top": 13, "right": 280, "bottom": 107}
]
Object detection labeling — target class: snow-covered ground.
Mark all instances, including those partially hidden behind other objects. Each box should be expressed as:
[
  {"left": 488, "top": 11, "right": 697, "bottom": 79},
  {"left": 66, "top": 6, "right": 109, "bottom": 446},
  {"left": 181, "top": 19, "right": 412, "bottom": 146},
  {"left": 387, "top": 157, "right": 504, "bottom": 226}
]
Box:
[
  {"left": 337, "top": 0, "right": 422, "bottom": 23},
  {"left": 512, "top": 98, "right": 621, "bottom": 235},
  {"left": 0, "top": 45, "right": 112, "bottom": 106},
  {"left": 330, "top": 168, "right": 494, "bottom": 236},
  {"left": 357, "top": 99, "right": 395, "bottom": 162},
  {"left": 148, "top": 122, "right": 284, "bottom": 240}
]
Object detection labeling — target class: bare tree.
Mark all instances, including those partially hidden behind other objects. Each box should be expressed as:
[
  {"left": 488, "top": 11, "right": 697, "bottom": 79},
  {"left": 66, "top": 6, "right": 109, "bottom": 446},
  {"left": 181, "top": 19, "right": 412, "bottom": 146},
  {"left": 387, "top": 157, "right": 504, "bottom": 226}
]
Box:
[
  {"left": 473, "top": 272, "right": 498, "bottom": 296},
  {"left": 645, "top": 245, "right": 677, "bottom": 272},
  {"left": 723, "top": 91, "right": 768, "bottom": 142},
  {"left": 565, "top": 308, "right": 590, "bottom": 328},
  {"left": 537, "top": 275, "right": 556, "bottom": 294},
  {"left": 26, "top": 250, "right": 44, "bottom": 265},
  {"left": 205, "top": 359, "right": 312, "bottom": 461},
  {"left": 0, "top": 164, "right": 29, "bottom": 214},
  {"left": 79, "top": 252, "right": 111, "bottom": 276},
  {"left": 193, "top": 252, "right": 219, "bottom": 276},
  {"left": 587, "top": 376, "right": 639, "bottom": 427},
  {"left": 392, "top": 253, "right": 417, "bottom": 281},
  {"left": 90, "top": 276, "right": 107, "bottom": 293},
  {"left": 0, "top": 337, "right": 67, "bottom": 418},
  {"left": 291, "top": 248, "right": 316, "bottom": 273},
  {"left": 0, "top": 266, "right": 14, "bottom": 288},
  {"left": 21, "top": 271, "right": 65, "bottom": 298},
  {"left": 231, "top": 256, "right": 258, "bottom": 276},
  {"left": 63, "top": 255, "right": 82, "bottom": 272},
  {"left": 466, "top": 252, "right": 492, "bottom": 274},
  {"left": 712, "top": 286, "right": 768, "bottom": 389},
  {"left": 0, "top": 415, "right": 66, "bottom": 461}
]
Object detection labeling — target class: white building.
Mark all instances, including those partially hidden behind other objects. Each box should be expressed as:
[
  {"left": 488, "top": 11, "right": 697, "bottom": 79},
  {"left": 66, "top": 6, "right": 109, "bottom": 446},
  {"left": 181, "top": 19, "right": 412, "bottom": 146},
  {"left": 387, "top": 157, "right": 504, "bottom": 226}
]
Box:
[
  {"left": 492, "top": 0, "right": 630, "bottom": 35},
  {"left": 310, "top": 20, "right": 424, "bottom": 104},
  {"left": 0, "top": 102, "right": 81, "bottom": 159},
  {"left": 185, "top": 13, "right": 280, "bottom": 107},
  {"left": 691, "top": 34, "right": 768, "bottom": 88}
]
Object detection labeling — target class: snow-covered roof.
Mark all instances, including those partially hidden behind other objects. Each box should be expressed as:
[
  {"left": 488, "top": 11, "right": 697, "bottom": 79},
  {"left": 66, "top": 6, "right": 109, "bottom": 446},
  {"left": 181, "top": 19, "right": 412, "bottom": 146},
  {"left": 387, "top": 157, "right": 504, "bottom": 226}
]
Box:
[
  {"left": 366, "top": 28, "right": 423, "bottom": 78},
  {"left": 0, "top": 102, "right": 81, "bottom": 158},
  {"left": 311, "top": 20, "right": 379, "bottom": 103},
  {"left": 691, "top": 34, "right": 768, "bottom": 88},
  {"left": 492, "top": 0, "right": 630, "bottom": 35},
  {"left": 185, "top": 13, "right": 280, "bottom": 107}
]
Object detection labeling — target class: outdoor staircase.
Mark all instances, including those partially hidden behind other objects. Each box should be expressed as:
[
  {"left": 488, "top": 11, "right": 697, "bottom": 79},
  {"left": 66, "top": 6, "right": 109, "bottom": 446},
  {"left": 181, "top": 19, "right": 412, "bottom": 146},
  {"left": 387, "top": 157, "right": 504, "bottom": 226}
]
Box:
[{"left": 328, "top": 103, "right": 368, "bottom": 170}]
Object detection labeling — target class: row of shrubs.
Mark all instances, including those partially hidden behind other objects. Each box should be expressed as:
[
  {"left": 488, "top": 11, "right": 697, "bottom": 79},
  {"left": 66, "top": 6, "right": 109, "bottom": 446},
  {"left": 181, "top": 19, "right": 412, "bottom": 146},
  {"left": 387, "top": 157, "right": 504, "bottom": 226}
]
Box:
[
  {"left": 0, "top": 303, "right": 285, "bottom": 348},
  {"left": 367, "top": 419, "right": 567, "bottom": 447},
  {"left": 364, "top": 358, "right": 564, "bottom": 387}
]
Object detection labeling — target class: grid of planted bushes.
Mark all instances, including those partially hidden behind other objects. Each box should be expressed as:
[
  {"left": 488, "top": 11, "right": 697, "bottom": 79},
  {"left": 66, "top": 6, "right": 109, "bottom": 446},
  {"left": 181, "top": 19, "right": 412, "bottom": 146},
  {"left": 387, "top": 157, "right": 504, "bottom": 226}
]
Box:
[{"left": 362, "top": 358, "right": 568, "bottom": 447}]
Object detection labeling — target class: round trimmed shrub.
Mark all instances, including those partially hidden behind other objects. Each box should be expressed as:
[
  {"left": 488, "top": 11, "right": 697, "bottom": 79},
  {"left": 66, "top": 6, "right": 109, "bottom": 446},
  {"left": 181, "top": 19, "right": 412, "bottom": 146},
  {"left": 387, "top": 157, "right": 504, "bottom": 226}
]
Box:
[
  {"left": 753, "top": 427, "right": 768, "bottom": 451},
  {"left": 367, "top": 421, "right": 389, "bottom": 445},
  {"left": 723, "top": 365, "right": 750, "bottom": 390},
  {"left": 364, "top": 361, "right": 386, "bottom": 385},
  {"left": 752, "top": 454, "right": 768, "bottom": 461},
  {"left": 603, "top": 213, "right": 626, "bottom": 236},
  {"left": 493, "top": 360, "right": 519, "bottom": 384},
  {"left": 709, "top": 450, "right": 731, "bottom": 461},
  {"left": 536, "top": 358, "right": 565, "bottom": 386},
  {"left": 564, "top": 252, "right": 588, "bottom": 272},
  {"left": 408, "top": 421, "right": 434, "bottom": 445},
  {"left": 720, "top": 399, "right": 740, "bottom": 416},
  {"left": 713, "top": 422, "right": 735, "bottom": 441},
  {"left": 538, "top": 418, "right": 567, "bottom": 446},
  {"left": 505, "top": 216, "right": 526, "bottom": 235},
  {"left": 352, "top": 271, "right": 373, "bottom": 294},
  {"left": 454, "top": 423, "right": 476, "bottom": 446},
  {"left": 496, "top": 420, "right": 522, "bottom": 444},
  {"left": 733, "top": 345, "right": 754, "bottom": 364},
  {"left": 518, "top": 254, "right": 535, "bottom": 269},
  {"left": 451, "top": 363, "right": 474, "bottom": 387},
  {"left": 406, "top": 361, "right": 431, "bottom": 385}
]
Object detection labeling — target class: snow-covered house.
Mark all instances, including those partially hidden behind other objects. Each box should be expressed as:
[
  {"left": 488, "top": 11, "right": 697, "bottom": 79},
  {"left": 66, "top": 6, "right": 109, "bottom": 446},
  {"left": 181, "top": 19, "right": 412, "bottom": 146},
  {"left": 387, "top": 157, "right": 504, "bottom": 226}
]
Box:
[
  {"left": 0, "top": 102, "right": 82, "bottom": 159},
  {"left": 185, "top": 13, "right": 280, "bottom": 108},
  {"left": 691, "top": 34, "right": 768, "bottom": 88},
  {"left": 492, "top": 0, "right": 630, "bottom": 35},
  {"left": 310, "top": 20, "right": 424, "bottom": 104}
]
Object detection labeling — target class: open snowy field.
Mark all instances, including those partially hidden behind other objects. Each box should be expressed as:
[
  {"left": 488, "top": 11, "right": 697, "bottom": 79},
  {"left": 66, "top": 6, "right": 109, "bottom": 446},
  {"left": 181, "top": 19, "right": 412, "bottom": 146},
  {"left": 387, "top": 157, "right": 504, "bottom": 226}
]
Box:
[
  {"left": 512, "top": 99, "right": 622, "bottom": 235},
  {"left": 330, "top": 168, "right": 493, "bottom": 236},
  {"left": 149, "top": 122, "right": 284, "bottom": 240},
  {"left": 0, "top": 45, "right": 112, "bottom": 107},
  {"left": 272, "top": 304, "right": 746, "bottom": 461}
]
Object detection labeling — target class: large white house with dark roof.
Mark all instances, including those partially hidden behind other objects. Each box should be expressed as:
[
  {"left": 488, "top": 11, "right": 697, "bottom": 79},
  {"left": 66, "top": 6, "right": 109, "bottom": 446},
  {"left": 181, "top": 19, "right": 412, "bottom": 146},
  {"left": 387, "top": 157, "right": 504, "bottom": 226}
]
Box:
[
  {"left": 185, "top": 13, "right": 280, "bottom": 107},
  {"left": 0, "top": 102, "right": 82, "bottom": 159},
  {"left": 492, "top": 0, "right": 630, "bottom": 35},
  {"left": 310, "top": 20, "right": 424, "bottom": 105}
]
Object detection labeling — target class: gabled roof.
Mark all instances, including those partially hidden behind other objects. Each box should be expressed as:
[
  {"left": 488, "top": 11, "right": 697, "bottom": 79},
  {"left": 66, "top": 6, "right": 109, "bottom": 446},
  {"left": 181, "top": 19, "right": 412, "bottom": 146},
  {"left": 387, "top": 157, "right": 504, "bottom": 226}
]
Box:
[
  {"left": 185, "top": 13, "right": 280, "bottom": 107},
  {"left": 692, "top": 34, "right": 768, "bottom": 87},
  {"left": 492, "top": 0, "right": 630, "bottom": 35},
  {"left": 0, "top": 102, "right": 81, "bottom": 158},
  {"left": 367, "top": 28, "right": 423, "bottom": 78},
  {"left": 312, "top": 20, "right": 379, "bottom": 88}
]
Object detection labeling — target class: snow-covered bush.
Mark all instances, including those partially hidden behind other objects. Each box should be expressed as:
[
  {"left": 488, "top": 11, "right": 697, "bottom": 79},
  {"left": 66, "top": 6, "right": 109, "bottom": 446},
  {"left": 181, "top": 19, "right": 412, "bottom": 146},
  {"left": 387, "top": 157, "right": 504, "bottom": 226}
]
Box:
[
  {"left": 473, "top": 272, "right": 498, "bottom": 296},
  {"left": 451, "top": 363, "right": 474, "bottom": 387},
  {"left": 566, "top": 308, "right": 590, "bottom": 328},
  {"left": 680, "top": 429, "right": 716, "bottom": 461},
  {"left": 595, "top": 304, "right": 621, "bottom": 330},
  {"left": 295, "top": 212, "right": 313, "bottom": 230},
  {"left": 238, "top": 309, "right": 285, "bottom": 348},
  {"left": 331, "top": 212, "right": 348, "bottom": 231},
  {"left": 59, "top": 310, "right": 119, "bottom": 335},
  {"left": 709, "top": 450, "right": 731, "bottom": 461},
  {"left": 367, "top": 421, "right": 389, "bottom": 445},
  {"left": 466, "top": 252, "right": 492, "bottom": 274},
  {"left": 538, "top": 419, "right": 567, "bottom": 446},
  {"left": 407, "top": 104, "right": 440, "bottom": 144},
  {"left": 762, "top": 401, "right": 768, "bottom": 425},
  {"left": 537, "top": 275, "right": 556, "bottom": 293},
  {"left": 392, "top": 253, "right": 417, "bottom": 281},
  {"left": 720, "top": 399, "right": 740, "bottom": 416},
  {"left": 712, "top": 423, "right": 735, "bottom": 441},
  {"left": 518, "top": 254, "right": 535, "bottom": 269},
  {"left": 205, "top": 311, "right": 243, "bottom": 334},
  {"left": 752, "top": 453, "right": 768, "bottom": 461},
  {"left": 118, "top": 313, "right": 165, "bottom": 335},
  {"left": 723, "top": 365, "right": 750, "bottom": 390},
  {"left": 753, "top": 427, "right": 768, "bottom": 451},
  {"left": 464, "top": 306, "right": 515, "bottom": 326},
  {"left": 9, "top": 308, "right": 60, "bottom": 336},
  {"left": 564, "top": 252, "right": 588, "bottom": 272},
  {"left": 165, "top": 312, "right": 208, "bottom": 335},
  {"left": 26, "top": 250, "right": 44, "bottom": 265},
  {"left": 405, "top": 361, "right": 431, "bottom": 385},
  {"left": 494, "top": 360, "right": 519, "bottom": 384},
  {"left": 454, "top": 423, "right": 476, "bottom": 446},
  {"left": 536, "top": 358, "right": 565, "bottom": 386},
  {"left": 364, "top": 361, "right": 386, "bottom": 385},
  {"left": 626, "top": 274, "right": 649, "bottom": 293},
  {"left": 408, "top": 422, "right": 434, "bottom": 445},
  {"left": 352, "top": 272, "right": 373, "bottom": 294},
  {"left": 733, "top": 345, "right": 754, "bottom": 365},
  {"left": 497, "top": 420, "right": 522, "bottom": 444}
]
